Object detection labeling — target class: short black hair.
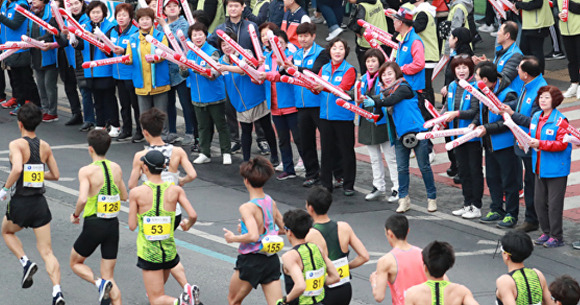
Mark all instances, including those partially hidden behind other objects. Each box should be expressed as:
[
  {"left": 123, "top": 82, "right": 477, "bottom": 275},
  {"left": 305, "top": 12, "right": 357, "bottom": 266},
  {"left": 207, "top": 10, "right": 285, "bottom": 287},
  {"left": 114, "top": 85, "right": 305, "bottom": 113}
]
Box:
[
  {"left": 550, "top": 275, "right": 580, "bottom": 305},
  {"left": 296, "top": 22, "right": 316, "bottom": 35},
  {"left": 306, "top": 186, "right": 332, "bottom": 215},
  {"left": 363, "top": 48, "right": 386, "bottom": 67},
  {"left": 140, "top": 108, "right": 166, "bottom": 137},
  {"left": 191, "top": 10, "right": 210, "bottom": 28},
  {"left": 87, "top": 129, "right": 111, "bottom": 156},
  {"left": 86, "top": 1, "right": 108, "bottom": 19},
  {"left": 500, "top": 230, "right": 533, "bottom": 263},
  {"left": 326, "top": 37, "right": 350, "bottom": 58},
  {"left": 502, "top": 21, "right": 518, "bottom": 41},
  {"left": 384, "top": 214, "right": 409, "bottom": 240},
  {"left": 274, "top": 29, "right": 289, "bottom": 43},
  {"left": 283, "top": 209, "right": 313, "bottom": 239},
  {"left": 188, "top": 22, "right": 208, "bottom": 38},
  {"left": 17, "top": 103, "right": 43, "bottom": 132},
  {"left": 475, "top": 61, "right": 498, "bottom": 83},
  {"left": 422, "top": 241, "right": 455, "bottom": 278},
  {"left": 520, "top": 55, "right": 541, "bottom": 77},
  {"left": 225, "top": 0, "right": 244, "bottom": 6}
]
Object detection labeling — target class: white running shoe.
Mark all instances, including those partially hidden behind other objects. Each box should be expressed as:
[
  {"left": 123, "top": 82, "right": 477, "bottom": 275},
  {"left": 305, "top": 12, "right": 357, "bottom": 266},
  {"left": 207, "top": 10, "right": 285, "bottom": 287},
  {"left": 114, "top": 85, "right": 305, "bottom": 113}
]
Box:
[
  {"left": 295, "top": 159, "right": 305, "bottom": 172},
  {"left": 462, "top": 206, "right": 482, "bottom": 219},
  {"left": 387, "top": 190, "right": 399, "bottom": 203},
  {"left": 396, "top": 197, "right": 411, "bottom": 213},
  {"left": 365, "top": 187, "right": 385, "bottom": 201},
  {"left": 563, "top": 83, "right": 578, "bottom": 98},
  {"left": 275, "top": 162, "right": 284, "bottom": 172},
  {"left": 478, "top": 24, "right": 495, "bottom": 32},
  {"left": 452, "top": 206, "right": 470, "bottom": 216},
  {"left": 223, "top": 153, "right": 232, "bottom": 165},
  {"left": 193, "top": 154, "right": 211, "bottom": 164},
  {"left": 326, "top": 27, "right": 343, "bottom": 41},
  {"left": 429, "top": 151, "right": 436, "bottom": 163},
  {"left": 108, "top": 126, "right": 121, "bottom": 138}
]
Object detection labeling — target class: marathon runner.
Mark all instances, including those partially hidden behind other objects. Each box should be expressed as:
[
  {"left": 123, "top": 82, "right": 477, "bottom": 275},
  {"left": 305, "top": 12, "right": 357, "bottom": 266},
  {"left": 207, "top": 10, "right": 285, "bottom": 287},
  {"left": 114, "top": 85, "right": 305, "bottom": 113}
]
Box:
[
  {"left": 70, "top": 129, "right": 128, "bottom": 305},
  {"left": 128, "top": 150, "right": 201, "bottom": 305},
  {"left": 0, "top": 103, "right": 65, "bottom": 305}
]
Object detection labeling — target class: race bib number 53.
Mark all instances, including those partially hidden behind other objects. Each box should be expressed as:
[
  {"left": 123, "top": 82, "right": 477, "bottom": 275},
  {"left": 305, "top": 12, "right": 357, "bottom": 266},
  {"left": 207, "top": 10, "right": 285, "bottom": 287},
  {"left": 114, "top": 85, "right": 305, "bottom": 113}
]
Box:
[
  {"left": 143, "top": 216, "right": 171, "bottom": 241},
  {"left": 23, "top": 164, "right": 44, "bottom": 188}
]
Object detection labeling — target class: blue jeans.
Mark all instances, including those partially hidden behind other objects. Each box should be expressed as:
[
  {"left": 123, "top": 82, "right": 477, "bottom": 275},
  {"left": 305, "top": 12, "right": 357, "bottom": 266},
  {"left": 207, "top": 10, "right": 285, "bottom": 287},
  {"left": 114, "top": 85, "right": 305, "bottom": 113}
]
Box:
[
  {"left": 272, "top": 112, "right": 302, "bottom": 174},
  {"left": 394, "top": 139, "right": 436, "bottom": 199},
  {"left": 80, "top": 87, "right": 95, "bottom": 123},
  {"left": 168, "top": 81, "right": 197, "bottom": 136},
  {"left": 317, "top": 0, "right": 343, "bottom": 31}
]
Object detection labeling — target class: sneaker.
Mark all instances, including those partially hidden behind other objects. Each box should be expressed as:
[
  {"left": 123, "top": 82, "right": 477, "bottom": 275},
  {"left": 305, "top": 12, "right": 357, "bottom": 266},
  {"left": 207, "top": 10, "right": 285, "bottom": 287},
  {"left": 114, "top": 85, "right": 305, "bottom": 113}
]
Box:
[
  {"left": 108, "top": 126, "right": 121, "bottom": 137},
  {"left": 79, "top": 122, "right": 95, "bottom": 132},
  {"left": 478, "top": 24, "right": 495, "bottom": 32},
  {"left": 333, "top": 178, "right": 344, "bottom": 189},
  {"left": 572, "top": 241, "right": 580, "bottom": 249},
  {"left": 270, "top": 156, "right": 280, "bottom": 167},
  {"left": 9, "top": 104, "right": 20, "bottom": 116},
  {"left": 576, "top": 85, "right": 580, "bottom": 100},
  {"left": 429, "top": 151, "right": 436, "bottom": 163},
  {"left": 480, "top": 211, "right": 503, "bottom": 223},
  {"left": 98, "top": 279, "right": 113, "bottom": 302},
  {"left": 52, "top": 292, "right": 65, "bottom": 305},
  {"left": 446, "top": 167, "right": 457, "bottom": 177},
  {"left": 65, "top": 113, "right": 83, "bottom": 126},
  {"left": 191, "top": 284, "right": 202, "bottom": 305},
  {"left": 303, "top": 177, "right": 319, "bottom": 187},
  {"left": 295, "top": 159, "right": 305, "bottom": 172},
  {"left": 563, "top": 83, "right": 579, "bottom": 98},
  {"left": 544, "top": 237, "right": 564, "bottom": 248},
  {"left": 396, "top": 196, "right": 411, "bottom": 213},
  {"left": 311, "top": 15, "right": 324, "bottom": 24},
  {"left": 131, "top": 132, "right": 145, "bottom": 143},
  {"left": 163, "top": 133, "right": 181, "bottom": 144},
  {"left": 181, "top": 134, "right": 195, "bottom": 146},
  {"left": 191, "top": 141, "right": 200, "bottom": 153},
  {"left": 340, "top": 22, "right": 347, "bottom": 29},
  {"left": 326, "top": 27, "right": 344, "bottom": 41},
  {"left": 275, "top": 162, "right": 283, "bottom": 172},
  {"left": 475, "top": 17, "right": 486, "bottom": 24},
  {"left": 365, "top": 187, "right": 385, "bottom": 201},
  {"left": 427, "top": 198, "right": 437, "bottom": 212},
  {"left": 519, "top": 189, "right": 524, "bottom": 199},
  {"left": 223, "top": 153, "right": 232, "bottom": 165},
  {"left": 534, "top": 233, "right": 550, "bottom": 245},
  {"left": 42, "top": 113, "right": 59, "bottom": 122},
  {"left": 453, "top": 175, "right": 461, "bottom": 184},
  {"left": 277, "top": 172, "right": 297, "bottom": 180},
  {"left": 452, "top": 206, "right": 470, "bottom": 216},
  {"left": 231, "top": 142, "right": 241, "bottom": 154},
  {"left": 546, "top": 52, "right": 566, "bottom": 60},
  {"left": 193, "top": 154, "right": 211, "bottom": 164},
  {"left": 179, "top": 291, "right": 190, "bottom": 305},
  {"left": 21, "top": 260, "right": 38, "bottom": 289},
  {"left": 472, "top": 33, "right": 483, "bottom": 45},
  {"left": 344, "top": 189, "right": 355, "bottom": 196},
  {"left": 1, "top": 97, "right": 17, "bottom": 108},
  {"left": 116, "top": 130, "right": 132, "bottom": 142},
  {"left": 490, "top": 31, "right": 498, "bottom": 37},
  {"left": 497, "top": 213, "right": 516, "bottom": 228},
  {"left": 462, "top": 206, "right": 481, "bottom": 219},
  {"left": 387, "top": 190, "right": 399, "bottom": 203},
  {"left": 257, "top": 141, "right": 271, "bottom": 155},
  {"left": 515, "top": 221, "right": 539, "bottom": 232}
]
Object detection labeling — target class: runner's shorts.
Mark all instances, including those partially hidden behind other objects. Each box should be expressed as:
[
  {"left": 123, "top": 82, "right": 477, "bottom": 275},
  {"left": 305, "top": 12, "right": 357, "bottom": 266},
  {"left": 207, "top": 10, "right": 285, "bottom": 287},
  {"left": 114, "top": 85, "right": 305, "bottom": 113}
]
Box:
[
  {"left": 73, "top": 217, "right": 120, "bottom": 259},
  {"left": 235, "top": 253, "right": 281, "bottom": 288},
  {"left": 6, "top": 194, "right": 51, "bottom": 229},
  {"left": 137, "top": 254, "right": 180, "bottom": 271}
]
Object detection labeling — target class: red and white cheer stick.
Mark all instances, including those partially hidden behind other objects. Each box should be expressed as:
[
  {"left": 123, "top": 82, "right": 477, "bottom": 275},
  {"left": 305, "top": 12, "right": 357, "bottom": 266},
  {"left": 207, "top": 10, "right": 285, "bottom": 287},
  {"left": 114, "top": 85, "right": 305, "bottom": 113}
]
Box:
[
  {"left": 432, "top": 55, "right": 450, "bottom": 81},
  {"left": 176, "top": 29, "right": 191, "bottom": 53},
  {"left": 354, "top": 81, "right": 363, "bottom": 102},
  {"left": 365, "top": 29, "right": 399, "bottom": 50},
  {"left": 303, "top": 69, "right": 352, "bottom": 100},
  {"left": 180, "top": 0, "right": 195, "bottom": 25},
  {"left": 497, "top": 0, "right": 519, "bottom": 15},
  {"left": 230, "top": 55, "right": 263, "bottom": 84},
  {"left": 82, "top": 55, "right": 130, "bottom": 68},
  {"left": 357, "top": 19, "right": 392, "bottom": 41},
  {"left": 557, "top": 117, "right": 580, "bottom": 140},
  {"left": 59, "top": 8, "right": 85, "bottom": 32},
  {"left": 94, "top": 27, "right": 116, "bottom": 51},
  {"left": 562, "top": 0, "right": 569, "bottom": 21},
  {"left": 248, "top": 24, "right": 263, "bottom": 61},
  {"left": 0, "top": 41, "right": 34, "bottom": 50},
  {"left": 423, "top": 113, "right": 453, "bottom": 129},
  {"left": 488, "top": 0, "right": 507, "bottom": 19},
  {"left": 266, "top": 30, "right": 287, "bottom": 66},
  {"left": 563, "top": 134, "right": 580, "bottom": 144},
  {"left": 145, "top": 54, "right": 159, "bottom": 63},
  {"left": 417, "top": 127, "right": 471, "bottom": 140},
  {"left": 50, "top": 2, "right": 66, "bottom": 31},
  {"left": 445, "top": 128, "right": 484, "bottom": 150},
  {"left": 424, "top": 99, "right": 446, "bottom": 131},
  {"left": 476, "top": 81, "right": 503, "bottom": 110},
  {"left": 286, "top": 67, "right": 318, "bottom": 88},
  {"left": 186, "top": 41, "right": 221, "bottom": 72},
  {"left": 280, "top": 75, "right": 316, "bottom": 90},
  {"left": 21, "top": 35, "right": 49, "bottom": 49},
  {"left": 0, "top": 49, "right": 17, "bottom": 61},
  {"left": 362, "top": 31, "right": 389, "bottom": 61},
  {"left": 502, "top": 114, "right": 532, "bottom": 152},
  {"left": 173, "top": 53, "right": 211, "bottom": 77},
  {"left": 156, "top": 0, "right": 163, "bottom": 18},
  {"left": 458, "top": 79, "right": 500, "bottom": 113},
  {"left": 15, "top": 4, "right": 59, "bottom": 35},
  {"left": 154, "top": 49, "right": 182, "bottom": 66},
  {"left": 217, "top": 30, "right": 259, "bottom": 67},
  {"left": 336, "top": 99, "right": 380, "bottom": 122},
  {"left": 145, "top": 35, "right": 175, "bottom": 56},
  {"left": 162, "top": 24, "right": 183, "bottom": 55},
  {"left": 384, "top": 8, "right": 397, "bottom": 16},
  {"left": 68, "top": 26, "right": 111, "bottom": 54}
]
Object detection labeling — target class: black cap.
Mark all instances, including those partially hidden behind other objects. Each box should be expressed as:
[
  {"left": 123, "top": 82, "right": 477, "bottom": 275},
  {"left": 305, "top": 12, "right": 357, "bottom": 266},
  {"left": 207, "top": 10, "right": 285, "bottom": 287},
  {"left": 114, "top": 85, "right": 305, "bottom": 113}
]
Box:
[{"left": 141, "top": 150, "right": 166, "bottom": 171}]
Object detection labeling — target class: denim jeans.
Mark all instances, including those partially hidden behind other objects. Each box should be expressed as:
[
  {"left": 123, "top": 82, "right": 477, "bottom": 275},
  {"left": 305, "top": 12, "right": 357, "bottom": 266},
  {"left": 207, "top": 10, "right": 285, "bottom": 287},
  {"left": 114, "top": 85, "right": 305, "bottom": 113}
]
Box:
[
  {"left": 272, "top": 112, "right": 302, "bottom": 174},
  {"left": 80, "top": 87, "right": 95, "bottom": 123},
  {"left": 394, "top": 138, "right": 436, "bottom": 199},
  {"left": 317, "top": 1, "right": 343, "bottom": 31}
]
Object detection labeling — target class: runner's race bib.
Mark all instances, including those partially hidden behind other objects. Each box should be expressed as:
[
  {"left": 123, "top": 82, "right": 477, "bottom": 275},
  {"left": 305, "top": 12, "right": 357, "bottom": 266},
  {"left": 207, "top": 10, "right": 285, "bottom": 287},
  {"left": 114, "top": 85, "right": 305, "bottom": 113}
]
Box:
[
  {"left": 97, "top": 194, "right": 121, "bottom": 219},
  {"left": 260, "top": 235, "right": 284, "bottom": 255},
  {"left": 143, "top": 216, "right": 171, "bottom": 241},
  {"left": 303, "top": 267, "right": 325, "bottom": 297},
  {"left": 23, "top": 164, "right": 44, "bottom": 188},
  {"left": 328, "top": 257, "right": 350, "bottom": 288}
]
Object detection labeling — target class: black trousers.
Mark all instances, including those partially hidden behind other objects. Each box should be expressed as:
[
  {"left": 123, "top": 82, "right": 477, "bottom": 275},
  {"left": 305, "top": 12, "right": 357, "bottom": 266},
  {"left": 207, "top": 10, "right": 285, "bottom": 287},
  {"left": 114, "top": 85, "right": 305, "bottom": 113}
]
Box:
[
  {"left": 0, "top": 67, "right": 6, "bottom": 100},
  {"left": 424, "top": 68, "right": 435, "bottom": 104},
  {"left": 90, "top": 77, "right": 119, "bottom": 128},
  {"left": 319, "top": 119, "right": 356, "bottom": 191},
  {"left": 520, "top": 156, "right": 538, "bottom": 224},
  {"left": 520, "top": 28, "right": 550, "bottom": 74},
  {"left": 445, "top": 137, "right": 458, "bottom": 171},
  {"left": 58, "top": 52, "right": 81, "bottom": 116},
  {"left": 298, "top": 107, "right": 321, "bottom": 180},
  {"left": 8, "top": 66, "right": 40, "bottom": 106},
  {"left": 562, "top": 34, "right": 580, "bottom": 83},
  {"left": 116, "top": 79, "right": 140, "bottom": 134},
  {"left": 454, "top": 141, "right": 483, "bottom": 208},
  {"left": 534, "top": 175, "right": 567, "bottom": 240},
  {"left": 240, "top": 113, "right": 278, "bottom": 161},
  {"left": 225, "top": 96, "right": 266, "bottom": 144},
  {"left": 486, "top": 147, "right": 520, "bottom": 219}
]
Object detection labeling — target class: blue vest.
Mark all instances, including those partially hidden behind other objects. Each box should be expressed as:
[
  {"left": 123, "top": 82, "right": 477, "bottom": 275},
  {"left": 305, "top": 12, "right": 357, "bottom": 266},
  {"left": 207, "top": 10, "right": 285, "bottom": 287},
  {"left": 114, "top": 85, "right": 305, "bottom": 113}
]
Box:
[
  {"left": 479, "top": 82, "right": 515, "bottom": 151},
  {"left": 81, "top": 19, "right": 115, "bottom": 78},
  {"left": 63, "top": 14, "right": 88, "bottom": 68},
  {"left": 29, "top": 4, "right": 57, "bottom": 68},
  {"left": 389, "top": 82, "right": 426, "bottom": 137},
  {"left": 219, "top": 55, "right": 266, "bottom": 112},
  {"left": 395, "top": 28, "right": 425, "bottom": 91},
  {"left": 510, "top": 75, "right": 548, "bottom": 134},
  {"left": 447, "top": 80, "right": 478, "bottom": 141},
  {"left": 319, "top": 60, "right": 355, "bottom": 121},
  {"left": 186, "top": 41, "right": 225, "bottom": 103},
  {"left": 493, "top": 42, "right": 522, "bottom": 74},
  {"left": 264, "top": 47, "right": 295, "bottom": 109},
  {"left": 110, "top": 25, "right": 138, "bottom": 80},
  {"left": 292, "top": 43, "right": 324, "bottom": 108},
  {"left": 1, "top": 0, "right": 29, "bottom": 54},
  {"left": 530, "top": 109, "right": 572, "bottom": 178},
  {"left": 361, "top": 75, "right": 387, "bottom": 125},
  {"left": 129, "top": 29, "right": 170, "bottom": 90}
]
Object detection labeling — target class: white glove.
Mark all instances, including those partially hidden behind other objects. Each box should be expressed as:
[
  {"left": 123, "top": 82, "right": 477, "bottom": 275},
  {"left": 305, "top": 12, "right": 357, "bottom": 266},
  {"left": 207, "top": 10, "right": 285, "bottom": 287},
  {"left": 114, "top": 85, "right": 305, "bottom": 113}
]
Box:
[{"left": 0, "top": 188, "right": 8, "bottom": 201}]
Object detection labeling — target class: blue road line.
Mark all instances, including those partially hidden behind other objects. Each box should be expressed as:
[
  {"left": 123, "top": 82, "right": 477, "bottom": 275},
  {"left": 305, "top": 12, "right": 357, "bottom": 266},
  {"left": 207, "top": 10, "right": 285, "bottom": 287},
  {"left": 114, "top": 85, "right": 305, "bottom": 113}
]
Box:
[{"left": 175, "top": 238, "right": 237, "bottom": 264}]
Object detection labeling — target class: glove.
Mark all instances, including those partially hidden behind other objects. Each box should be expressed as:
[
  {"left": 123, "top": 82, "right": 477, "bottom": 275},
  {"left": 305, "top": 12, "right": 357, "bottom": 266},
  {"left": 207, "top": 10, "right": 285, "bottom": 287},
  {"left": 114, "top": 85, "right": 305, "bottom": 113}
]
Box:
[
  {"left": 276, "top": 297, "right": 288, "bottom": 305},
  {"left": 0, "top": 187, "right": 8, "bottom": 201},
  {"left": 363, "top": 97, "right": 375, "bottom": 108},
  {"left": 366, "top": 118, "right": 375, "bottom": 123}
]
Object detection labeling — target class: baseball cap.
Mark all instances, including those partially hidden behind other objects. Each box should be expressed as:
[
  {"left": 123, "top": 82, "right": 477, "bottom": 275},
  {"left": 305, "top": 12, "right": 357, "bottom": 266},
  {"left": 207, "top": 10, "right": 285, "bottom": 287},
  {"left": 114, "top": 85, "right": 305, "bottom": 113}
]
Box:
[
  {"left": 393, "top": 7, "right": 414, "bottom": 22},
  {"left": 164, "top": 0, "right": 179, "bottom": 7},
  {"left": 141, "top": 150, "right": 166, "bottom": 171}
]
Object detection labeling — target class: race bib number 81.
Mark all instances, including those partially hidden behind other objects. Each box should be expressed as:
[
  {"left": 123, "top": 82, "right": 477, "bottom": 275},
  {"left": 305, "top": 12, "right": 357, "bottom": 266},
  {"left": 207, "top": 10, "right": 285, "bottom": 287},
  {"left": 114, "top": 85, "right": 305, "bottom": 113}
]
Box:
[
  {"left": 303, "top": 268, "right": 325, "bottom": 297},
  {"left": 97, "top": 194, "right": 121, "bottom": 219},
  {"left": 143, "top": 216, "right": 171, "bottom": 241},
  {"left": 23, "top": 164, "right": 44, "bottom": 188}
]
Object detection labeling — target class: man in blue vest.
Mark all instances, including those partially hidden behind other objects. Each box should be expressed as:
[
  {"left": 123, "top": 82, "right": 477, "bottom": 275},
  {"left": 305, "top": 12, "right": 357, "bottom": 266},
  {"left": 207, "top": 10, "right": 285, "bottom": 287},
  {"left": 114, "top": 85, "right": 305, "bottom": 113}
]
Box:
[
  {"left": 393, "top": 7, "right": 426, "bottom": 94},
  {"left": 500, "top": 56, "right": 547, "bottom": 233},
  {"left": 469, "top": 61, "right": 520, "bottom": 229}
]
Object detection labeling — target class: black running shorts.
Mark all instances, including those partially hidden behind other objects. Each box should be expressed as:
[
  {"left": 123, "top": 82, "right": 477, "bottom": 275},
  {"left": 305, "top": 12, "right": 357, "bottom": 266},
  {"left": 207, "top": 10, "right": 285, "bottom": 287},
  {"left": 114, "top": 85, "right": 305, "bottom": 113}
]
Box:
[
  {"left": 5, "top": 195, "right": 52, "bottom": 229},
  {"left": 235, "top": 253, "right": 281, "bottom": 289},
  {"left": 137, "top": 254, "right": 180, "bottom": 271},
  {"left": 324, "top": 282, "right": 352, "bottom": 305},
  {"left": 73, "top": 217, "right": 120, "bottom": 260}
]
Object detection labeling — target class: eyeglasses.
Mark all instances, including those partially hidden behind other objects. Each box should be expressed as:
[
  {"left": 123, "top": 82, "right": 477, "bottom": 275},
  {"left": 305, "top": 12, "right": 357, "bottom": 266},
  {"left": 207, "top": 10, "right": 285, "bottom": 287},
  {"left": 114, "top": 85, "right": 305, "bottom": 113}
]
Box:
[
  {"left": 284, "top": 226, "right": 291, "bottom": 231},
  {"left": 500, "top": 245, "right": 511, "bottom": 256}
]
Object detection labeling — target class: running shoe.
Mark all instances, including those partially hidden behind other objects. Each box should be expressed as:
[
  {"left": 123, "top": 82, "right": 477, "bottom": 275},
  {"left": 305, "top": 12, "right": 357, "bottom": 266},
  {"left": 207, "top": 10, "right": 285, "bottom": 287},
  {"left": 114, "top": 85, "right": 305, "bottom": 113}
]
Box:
[
  {"left": 572, "top": 241, "right": 580, "bottom": 249},
  {"left": 98, "top": 279, "right": 113, "bottom": 303},
  {"left": 116, "top": 130, "right": 132, "bottom": 142},
  {"left": 452, "top": 206, "right": 470, "bottom": 216},
  {"left": 42, "top": 113, "right": 59, "bottom": 123},
  {"left": 132, "top": 131, "right": 145, "bottom": 143},
  {"left": 497, "top": 213, "right": 516, "bottom": 228},
  {"left": 365, "top": 187, "right": 385, "bottom": 201},
  {"left": 52, "top": 292, "right": 65, "bottom": 305},
  {"left": 231, "top": 142, "right": 241, "bottom": 154},
  {"left": 21, "top": 260, "right": 38, "bottom": 288},
  {"left": 193, "top": 154, "right": 211, "bottom": 164},
  {"left": 302, "top": 177, "right": 319, "bottom": 188},
  {"left": 462, "top": 206, "right": 481, "bottom": 219},
  {"left": 344, "top": 189, "right": 355, "bottom": 196},
  {"left": 479, "top": 211, "right": 502, "bottom": 223},
  {"left": 387, "top": 190, "right": 399, "bottom": 203},
  {"left": 534, "top": 234, "right": 550, "bottom": 245},
  {"left": 192, "top": 284, "right": 203, "bottom": 305},
  {"left": 257, "top": 141, "right": 271, "bottom": 155},
  {"left": 543, "top": 237, "right": 564, "bottom": 248},
  {"left": 179, "top": 291, "right": 190, "bottom": 305},
  {"left": 295, "top": 159, "right": 305, "bottom": 172},
  {"left": 333, "top": 178, "right": 344, "bottom": 189},
  {"left": 1, "top": 97, "right": 17, "bottom": 108},
  {"left": 277, "top": 172, "right": 297, "bottom": 180},
  {"left": 10, "top": 104, "right": 21, "bottom": 116}
]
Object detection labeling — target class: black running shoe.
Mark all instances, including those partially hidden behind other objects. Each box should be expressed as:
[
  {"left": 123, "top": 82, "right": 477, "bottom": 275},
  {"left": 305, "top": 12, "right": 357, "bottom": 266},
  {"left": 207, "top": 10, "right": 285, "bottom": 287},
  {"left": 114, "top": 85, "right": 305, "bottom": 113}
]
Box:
[
  {"left": 22, "top": 260, "right": 38, "bottom": 288},
  {"left": 52, "top": 292, "right": 65, "bottom": 305}
]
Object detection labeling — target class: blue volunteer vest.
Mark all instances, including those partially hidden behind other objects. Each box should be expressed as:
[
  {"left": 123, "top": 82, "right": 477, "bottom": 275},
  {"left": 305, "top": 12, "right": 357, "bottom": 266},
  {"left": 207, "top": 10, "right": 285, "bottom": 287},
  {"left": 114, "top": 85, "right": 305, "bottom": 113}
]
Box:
[
  {"left": 479, "top": 82, "right": 515, "bottom": 151},
  {"left": 388, "top": 81, "right": 426, "bottom": 137},
  {"left": 110, "top": 25, "right": 138, "bottom": 80},
  {"left": 530, "top": 109, "right": 572, "bottom": 178},
  {"left": 219, "top": 55, "right": 266, "bottom": 112},
  {"left": 1, "top": 0, "right": 29, "bottom": 54},
  {"left": 493, "top": 43, "right": 523, "bottom": 75},
  {"left": 264, "top": 48, "right": 295, "bottom": 109},
  {"left": 292, "top": 43, "right": 324, "bottom": 108},
  {"left": 63, "top": 13, "right": 88, "bottom": 68},
  {"left": 510, "top": 75, "right": 548, "bottom": 134},
  {"left": 186, "top": 41, "right": 225, "bottom": 103},
  {"left": 81, "top": 19, "right": 115, "bottom": 78},
  {"left": 447, "top": 80, "right": 478, "bottom": 141},
  {"left": 128, "top": 29, "right": 170, "bottom": 90},
  {"left": 319, "top": 60, "right": 356, "bottom": 121},
  {"left": 29, "top": 4, "right": 57, "bottom": 67},
  {"left": 395, "top": 28, "right": 425, "bottom": 91}
]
